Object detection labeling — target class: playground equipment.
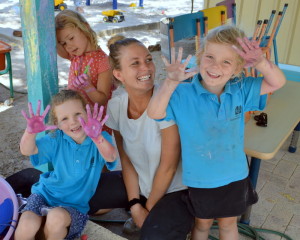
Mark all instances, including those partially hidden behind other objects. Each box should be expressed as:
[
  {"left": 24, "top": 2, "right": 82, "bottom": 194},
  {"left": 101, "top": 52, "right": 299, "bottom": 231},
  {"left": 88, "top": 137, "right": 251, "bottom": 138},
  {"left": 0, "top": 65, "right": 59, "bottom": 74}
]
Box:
[
  {"left": 0, "top": 177, "right": 19, "bottom": 240},
  {"left": 54, "top": 0, "right": 67, "bottom": 11},
  {"left": 0, "top": 41, "right": 14, "bottom": 102},
  {"left": 102, "top": 10, "right": 125, "bottom": 23}
]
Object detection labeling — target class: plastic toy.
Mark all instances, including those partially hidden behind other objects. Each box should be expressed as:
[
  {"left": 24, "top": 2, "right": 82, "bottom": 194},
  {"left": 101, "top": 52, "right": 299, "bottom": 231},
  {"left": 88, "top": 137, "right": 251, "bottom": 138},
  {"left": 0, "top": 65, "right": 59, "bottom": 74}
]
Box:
[
  {"left": 54, "top": 0, "right": 67, "bottom": 11},
  {"left": 101, "top": 10, "right": 125, "bottom": 23}
]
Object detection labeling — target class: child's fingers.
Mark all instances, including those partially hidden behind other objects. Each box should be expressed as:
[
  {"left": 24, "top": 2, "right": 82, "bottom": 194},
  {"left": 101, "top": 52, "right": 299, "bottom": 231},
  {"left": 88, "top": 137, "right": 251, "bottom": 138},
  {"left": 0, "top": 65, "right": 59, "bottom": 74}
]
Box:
[
  {"left": 183, "top": 54, "right": 192, "bottom": 68},
  {"left": 161, "top": 55, "right": 170, "bottom": 67},
  {"left": 96, "top": 106, "right": 104, "bottom": 122},
  {"left": 28, "top": 102, "right": 34, "bottom": 118},
  {"left": 232, "top": 45, "right": 245, "bottom": 58},
  {"left": 176, "top": 47, "right": 183, "bottom": 63},
  {"left": 86, "top": 104, "right": 92, "bottom": 119},
  {"left": 171, "top": 47, "right": 176, "bottom": 63},
  {"left": 78, "top": 117, "right": 86, "bottom": 128},
  {"left": 21, "top": 109, "right": 29, "bottom": 120},
  {"left": 41, "top": 105, "right": 51, "bottom": 119},
  {"left": 100, "top": 114, "right": 109, "bottom": 126},
  {"left": 36, "top": 100, "right": 41, "bottom": 116},
  {"left": 93, "top": 103, "right": 99, "bottom": 119}
]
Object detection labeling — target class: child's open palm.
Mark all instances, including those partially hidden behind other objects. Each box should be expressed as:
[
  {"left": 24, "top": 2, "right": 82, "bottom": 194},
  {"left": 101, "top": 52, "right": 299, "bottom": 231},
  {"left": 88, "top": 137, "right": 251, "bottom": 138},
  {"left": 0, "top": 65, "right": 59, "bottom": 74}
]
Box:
[
  {"left": 79, "top": 103, "right": 109, "bottom": 139},
  {"left": 233, "top": 37, "right": 264, "bottom": 68},
  {"left": 162, "top": 47, "right": 197, "bottom": 82},
  {"left": 21, "top": 100, "right": 57, "bottom": 134}
]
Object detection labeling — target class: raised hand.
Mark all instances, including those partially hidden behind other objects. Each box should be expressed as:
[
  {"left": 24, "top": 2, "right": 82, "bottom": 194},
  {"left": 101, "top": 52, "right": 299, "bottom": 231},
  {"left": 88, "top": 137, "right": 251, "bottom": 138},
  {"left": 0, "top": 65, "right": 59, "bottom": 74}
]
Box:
[
  {"left": 162, "top": 47, "right": 198, "bottom": 82},
  {"left": 73, "top": 73, "right": 91, "bottom": 88},
  {"left": 21, "top": 100, "right": 57, "bottom": 134},
  {"left": 233, "top": 37, "right": 264, "bottom": 68},
  {"left": 79, "top": 103, "right": 109, "bottom": 139}
]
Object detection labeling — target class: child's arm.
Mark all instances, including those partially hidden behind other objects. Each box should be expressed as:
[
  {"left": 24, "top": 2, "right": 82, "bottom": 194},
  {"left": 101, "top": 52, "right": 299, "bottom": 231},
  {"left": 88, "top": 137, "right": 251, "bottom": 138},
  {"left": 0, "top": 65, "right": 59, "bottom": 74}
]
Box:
[
  {"left": 73, "top": 70, "right": 113, "bottom": 106},
  {"left": 147, "top": 47, "right": 197, "bottom": 120},
  {"left": 145, "top": 124, "right": 181, "bottom": 211},
  {"left": 20, "top": 101, "right": 57, "bottom": 156},
  {"left": 79, "top": 103, "right": 117, "bottom": 162},
  {"left": 234, "top": 37, "right": 286, "bottom": 95}
]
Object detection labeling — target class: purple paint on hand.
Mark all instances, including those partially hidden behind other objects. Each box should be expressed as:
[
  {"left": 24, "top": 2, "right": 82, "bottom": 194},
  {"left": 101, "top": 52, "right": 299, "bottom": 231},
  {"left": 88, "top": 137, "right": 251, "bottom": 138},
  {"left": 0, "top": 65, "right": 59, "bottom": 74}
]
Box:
[
  {"left": 21, "top": 100, "right": 57, "bottom": 134},
  {"left": 233, "top": 37, "right": 264, "bottom": 68},
  {"left": 79, "top": 103, "right": 109, "bottom": 139}
]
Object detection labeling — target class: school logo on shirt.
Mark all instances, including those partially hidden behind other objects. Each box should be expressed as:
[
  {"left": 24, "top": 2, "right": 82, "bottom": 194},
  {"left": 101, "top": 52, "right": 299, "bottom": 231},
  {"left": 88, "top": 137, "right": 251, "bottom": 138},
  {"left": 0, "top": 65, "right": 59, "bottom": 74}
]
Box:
[
  {"left": 235, "top": 105, "right": 242, "bottom": 115},
  {"left": 90, "top": 157, "right": 95, "bottom": 167}
]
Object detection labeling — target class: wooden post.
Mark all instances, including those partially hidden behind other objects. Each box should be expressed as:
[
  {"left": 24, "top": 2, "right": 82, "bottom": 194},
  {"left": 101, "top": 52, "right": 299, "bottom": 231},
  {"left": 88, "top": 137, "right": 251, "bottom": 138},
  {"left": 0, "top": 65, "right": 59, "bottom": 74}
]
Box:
[
  {"left": 19, "top": 0, "right": 58, "bottom": 172},
  {"left": 19, "top": 0, "right": 58, "bottom": 113}
]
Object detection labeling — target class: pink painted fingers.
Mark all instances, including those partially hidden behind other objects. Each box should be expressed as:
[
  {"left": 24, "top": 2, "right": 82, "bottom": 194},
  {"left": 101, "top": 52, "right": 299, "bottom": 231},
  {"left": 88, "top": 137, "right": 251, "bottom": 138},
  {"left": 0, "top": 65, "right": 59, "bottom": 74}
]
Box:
[
  {"left": 21, "top": 100, "right": 57, "bottom": 134},
  {"left": 79, "top": 103, "right": 109, "bottom": 139},
  {"left": 232, "top": 37, "right": 264, "bottom": 68}
]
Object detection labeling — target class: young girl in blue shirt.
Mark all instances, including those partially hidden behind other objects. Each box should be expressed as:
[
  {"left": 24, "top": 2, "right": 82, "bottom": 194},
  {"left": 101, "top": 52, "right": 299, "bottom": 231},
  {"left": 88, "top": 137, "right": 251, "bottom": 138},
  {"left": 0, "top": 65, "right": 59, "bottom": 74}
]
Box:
[
  {"left": 15, "top": 90, "right": 117, "bottom": 240},
  {"left": 148, "top": 25, "right": 286, "bottom": 240}
]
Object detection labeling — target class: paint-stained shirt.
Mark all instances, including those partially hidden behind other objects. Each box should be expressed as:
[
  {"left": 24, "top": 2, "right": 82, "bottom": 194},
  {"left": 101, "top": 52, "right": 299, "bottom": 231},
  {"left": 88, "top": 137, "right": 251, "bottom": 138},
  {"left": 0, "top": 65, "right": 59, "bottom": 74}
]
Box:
[
  {"left": 162, "top": 74, "right": 267, "bottom": 188},
  {"left": 30, "top": 130, "right": 116, "bottom": 214}
]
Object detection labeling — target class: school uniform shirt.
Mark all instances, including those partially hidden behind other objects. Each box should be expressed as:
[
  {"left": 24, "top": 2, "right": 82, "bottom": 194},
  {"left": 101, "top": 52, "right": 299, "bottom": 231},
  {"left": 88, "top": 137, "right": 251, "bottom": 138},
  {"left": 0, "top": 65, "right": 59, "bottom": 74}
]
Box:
[
  {"left": 163, "top": 74, "right": 268, "bottom": 189},
  {"left": 106, "top": 86, "right": 187, "bottom": 198},
  {"left": 30, "top": 130, "right": 116, "bottom": 214}
]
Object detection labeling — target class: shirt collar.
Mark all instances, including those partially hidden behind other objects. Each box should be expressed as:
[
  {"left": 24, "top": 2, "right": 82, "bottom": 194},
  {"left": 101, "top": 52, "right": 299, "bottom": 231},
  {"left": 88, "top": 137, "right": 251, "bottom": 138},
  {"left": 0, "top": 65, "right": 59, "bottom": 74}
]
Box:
[
  {"left": 192, "top": 74, "right": 236, "bottom": 96},
  {"left": 61, "top": 130, "right": 92, "bottom": 147}
]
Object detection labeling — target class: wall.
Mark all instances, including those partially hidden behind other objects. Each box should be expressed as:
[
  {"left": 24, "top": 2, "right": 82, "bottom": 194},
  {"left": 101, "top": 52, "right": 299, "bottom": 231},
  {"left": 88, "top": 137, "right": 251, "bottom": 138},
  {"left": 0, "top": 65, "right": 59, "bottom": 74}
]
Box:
[{"left": 203, "top": 0, "right": 300, "bottom": 66}]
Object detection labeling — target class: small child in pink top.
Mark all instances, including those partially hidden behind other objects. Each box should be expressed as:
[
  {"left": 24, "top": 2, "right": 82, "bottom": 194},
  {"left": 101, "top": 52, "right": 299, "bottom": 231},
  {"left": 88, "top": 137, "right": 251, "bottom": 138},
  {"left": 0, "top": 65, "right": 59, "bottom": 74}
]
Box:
[{"left": 55, "top": 10, "right": 113, "bottom": 133}]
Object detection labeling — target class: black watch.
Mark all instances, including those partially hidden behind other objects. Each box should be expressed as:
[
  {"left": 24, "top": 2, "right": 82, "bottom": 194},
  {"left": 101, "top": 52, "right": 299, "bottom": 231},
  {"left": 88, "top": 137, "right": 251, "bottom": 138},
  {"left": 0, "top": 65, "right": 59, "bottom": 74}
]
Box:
[{"left": 128, "top": 198, "right": 142, "bottom": 209}]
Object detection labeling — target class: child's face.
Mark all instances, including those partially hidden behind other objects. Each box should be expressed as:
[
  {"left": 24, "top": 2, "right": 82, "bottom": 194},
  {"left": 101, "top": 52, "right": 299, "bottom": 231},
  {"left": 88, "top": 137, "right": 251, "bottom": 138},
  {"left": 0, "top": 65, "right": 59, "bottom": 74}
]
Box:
[
  {"left": 199, "top": 42, "right": 242, "bottom": 94},
  {"left": 113, "top": 43, "right": 155, "bottom": 92},
  {"left": 57, "top": 27, "right": 92, "bottom": 56},
  {"left": 55, "top": 99, "right": 87, "bottom": 144}
]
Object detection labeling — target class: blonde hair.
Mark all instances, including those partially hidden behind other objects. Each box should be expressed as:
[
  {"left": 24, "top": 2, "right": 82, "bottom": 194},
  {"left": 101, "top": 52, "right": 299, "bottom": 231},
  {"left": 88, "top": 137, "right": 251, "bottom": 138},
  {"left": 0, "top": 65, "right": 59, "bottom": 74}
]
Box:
[
  {"left": 107, "top": 35, "right": 145, "bottom": 85},
  {"left": 55, "top": 9, "right": 98, "bottom": 50},
  {"left": 49, "top": 89, "right": 86, "bottom": 126},
  {"left": 196, "top": 25, "right": 246, "bottom": 71}
]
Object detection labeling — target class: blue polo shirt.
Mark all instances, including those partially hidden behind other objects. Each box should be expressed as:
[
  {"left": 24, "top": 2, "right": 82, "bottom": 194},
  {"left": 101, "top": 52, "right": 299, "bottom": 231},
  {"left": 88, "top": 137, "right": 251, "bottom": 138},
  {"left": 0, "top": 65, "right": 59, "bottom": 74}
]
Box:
[
  {"left": 163, "top": 74, "right": 267, "bottom": 188},
  {"left": 30, "top": 130, "right": 116, "bottom": 214}
]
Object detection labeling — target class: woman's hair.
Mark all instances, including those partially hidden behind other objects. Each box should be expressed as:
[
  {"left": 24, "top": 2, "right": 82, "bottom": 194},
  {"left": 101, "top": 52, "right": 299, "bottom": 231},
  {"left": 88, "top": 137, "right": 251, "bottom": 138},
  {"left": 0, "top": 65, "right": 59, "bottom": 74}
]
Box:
[
  {"left": 196, "top": 25, "right": 247, "bottom": 69},
  {"left": 49, "top": 89, "right": 86, "bottom": 125},
  {"left": 55, "top": 9, "right": 98, "bottom": 50},
  {"left": 108, "top": 35, "right": 144, "bottom": 71},
  {"left": 107, "top": 35, "right": 144, "bottom": 85}
]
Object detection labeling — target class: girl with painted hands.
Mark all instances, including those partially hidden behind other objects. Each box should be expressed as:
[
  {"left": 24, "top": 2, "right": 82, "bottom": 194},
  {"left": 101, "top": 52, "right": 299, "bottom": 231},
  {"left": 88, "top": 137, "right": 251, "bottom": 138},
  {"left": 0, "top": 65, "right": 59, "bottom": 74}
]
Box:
[
  {"left": 94, "top": 35, "right": 194, "bottom": 239},
  {"left": 55, "top": 10, "right": 113, "bottom": 132},
  {"left": 148, "top": 25, "right": 286, "bottom": 240},
  {"left": 15, "top": 90, "right": 117, "bottom": 240}
]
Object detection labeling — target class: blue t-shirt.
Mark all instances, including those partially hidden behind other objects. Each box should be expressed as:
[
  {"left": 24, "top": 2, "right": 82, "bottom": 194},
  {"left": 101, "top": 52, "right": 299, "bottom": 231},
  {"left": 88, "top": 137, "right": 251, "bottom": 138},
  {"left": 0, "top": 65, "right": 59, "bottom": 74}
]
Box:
[
  {"left": 30, "top": 130, "right": 116, "bottom": 214},
  {"left": 163, "top": 74, "right": 267, "bottom": 188}
]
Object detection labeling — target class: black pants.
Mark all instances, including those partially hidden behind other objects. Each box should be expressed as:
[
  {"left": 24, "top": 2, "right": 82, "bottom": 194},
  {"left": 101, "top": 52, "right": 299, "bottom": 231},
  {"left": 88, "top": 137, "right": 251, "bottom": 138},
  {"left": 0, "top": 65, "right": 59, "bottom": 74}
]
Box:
[{"left": 6, "top": 168, "right": 194, "bottom": 240}]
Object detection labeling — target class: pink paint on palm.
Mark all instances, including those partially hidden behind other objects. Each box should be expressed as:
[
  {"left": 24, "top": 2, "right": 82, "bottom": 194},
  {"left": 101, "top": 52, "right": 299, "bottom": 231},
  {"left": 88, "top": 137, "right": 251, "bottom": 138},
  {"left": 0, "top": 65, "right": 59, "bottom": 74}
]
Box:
[
  {"left": 21, "top": 100, "right": 57, "bottom": 134},
  {"left": 79, "top": 103, "right": 109, "bottom": 139},
  {"left": 233, "top": 37, "right": 264, "bottom": 68}
]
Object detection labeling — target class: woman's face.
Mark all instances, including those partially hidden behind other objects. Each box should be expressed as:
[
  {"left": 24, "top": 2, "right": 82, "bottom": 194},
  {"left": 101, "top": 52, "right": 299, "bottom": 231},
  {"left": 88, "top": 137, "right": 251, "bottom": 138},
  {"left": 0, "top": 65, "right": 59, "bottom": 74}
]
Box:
[{"left": 113, "top": 43, "right": 156, "bottom": 92}]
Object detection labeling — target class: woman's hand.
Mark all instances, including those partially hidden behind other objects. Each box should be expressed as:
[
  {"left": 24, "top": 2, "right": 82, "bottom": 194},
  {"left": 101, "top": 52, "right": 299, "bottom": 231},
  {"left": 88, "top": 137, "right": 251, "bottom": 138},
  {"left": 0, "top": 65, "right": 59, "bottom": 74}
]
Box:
[
  {"left": 130, "top": 204, "right": 149, "bottom": 228},
  {"left": 162, "top": 47, "right": 197, "bottom": 82},
  {"left": 233, "top": 37, "right": 264, "bottom": 68},
  {"left": 79, "top": 103, "right": 109, "bottom": 139},
  {"left": 21, "top": 100, "right": 57, "bottom": 134}
]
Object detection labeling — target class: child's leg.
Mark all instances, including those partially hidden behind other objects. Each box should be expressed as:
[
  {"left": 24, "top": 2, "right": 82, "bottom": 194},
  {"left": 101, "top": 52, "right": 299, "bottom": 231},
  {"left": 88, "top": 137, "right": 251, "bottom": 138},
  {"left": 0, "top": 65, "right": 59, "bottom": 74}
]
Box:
[
  {"left": 217, "top": 216, "right": 238, "bottom": 240},
  {"left": 192, "top": 217, "right": 214, "bottom": 240},
  {"left": 15, "top": 211, "right": 43, "bottom": 240},
  {"left": 43, "top": 207, "right": 71, "bottom": 240}
]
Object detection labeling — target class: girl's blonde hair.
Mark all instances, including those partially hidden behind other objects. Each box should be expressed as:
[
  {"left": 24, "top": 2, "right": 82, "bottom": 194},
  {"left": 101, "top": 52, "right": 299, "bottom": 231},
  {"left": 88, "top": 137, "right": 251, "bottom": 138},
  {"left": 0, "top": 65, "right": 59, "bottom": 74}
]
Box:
[
  {"left": 196, "top": 25, "right": 247, "bottom": 70},
  {"left": 55, "top": 9, "right": 98, "bottom": 50},
  {"left": 107, "top": 35, "right": 145, "bottom": 85},
  {"left": 49, "top": 89, "right": 86, "bottom": 126}
]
